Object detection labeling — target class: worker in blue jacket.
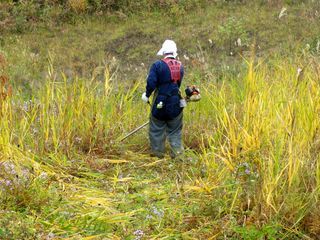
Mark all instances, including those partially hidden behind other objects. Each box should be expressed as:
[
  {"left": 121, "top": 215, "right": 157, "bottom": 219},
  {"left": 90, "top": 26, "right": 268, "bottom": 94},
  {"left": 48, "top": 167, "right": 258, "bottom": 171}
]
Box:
[{"left": 142, "top": 40, "right": 185, "bottom": 158}]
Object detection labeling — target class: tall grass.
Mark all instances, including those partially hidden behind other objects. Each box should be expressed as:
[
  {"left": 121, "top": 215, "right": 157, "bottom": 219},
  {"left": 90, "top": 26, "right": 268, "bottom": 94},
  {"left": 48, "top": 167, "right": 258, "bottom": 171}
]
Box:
[
  {"left": 0, "top": 54, "right": 320, "bottom": 238},
  {"left": 0, "top": 59, "right": 146, "bottom": 238},
  {"left": 185, "top": 57, "right": 320, "bottom": 238}
]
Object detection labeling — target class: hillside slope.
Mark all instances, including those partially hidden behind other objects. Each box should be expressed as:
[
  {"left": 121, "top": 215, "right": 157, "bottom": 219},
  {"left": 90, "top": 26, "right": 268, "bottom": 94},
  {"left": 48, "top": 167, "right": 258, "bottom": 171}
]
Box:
[{"left": 1, "top": 1, "right": 320, "bottom": 89}]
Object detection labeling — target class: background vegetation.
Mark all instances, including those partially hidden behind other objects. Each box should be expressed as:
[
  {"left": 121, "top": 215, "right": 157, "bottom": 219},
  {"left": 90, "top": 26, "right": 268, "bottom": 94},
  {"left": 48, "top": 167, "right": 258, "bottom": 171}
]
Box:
[{"left": 1, "top": 0, "right": 320, "bottom": 239}]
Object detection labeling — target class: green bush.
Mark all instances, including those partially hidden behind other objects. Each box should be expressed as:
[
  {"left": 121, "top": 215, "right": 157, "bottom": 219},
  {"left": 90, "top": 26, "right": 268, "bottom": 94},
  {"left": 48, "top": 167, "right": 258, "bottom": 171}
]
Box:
[
  {"left": 215, "top": 16, "right": 249, "bottom": 55},
  {"left": 1, "top": 0, "right": 212, "bottom": 32},
  {"left": 233, "top": 224, "right": 281, "bottom": 240}
]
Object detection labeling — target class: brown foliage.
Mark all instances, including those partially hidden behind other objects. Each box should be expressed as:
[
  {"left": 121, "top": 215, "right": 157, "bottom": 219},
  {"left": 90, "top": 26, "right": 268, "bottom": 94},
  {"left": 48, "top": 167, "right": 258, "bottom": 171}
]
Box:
[
  {"left": 0, "top": 54, "right": 12, "bottom": 103},
  {"left": 68, "top": 0, "right": 88, "bottom": 13},
  {"left": 0, "top": 54, "right": 6, "bottom": 68},
  {"left": 302, "top": 203, "right": 320, "bottom": 239}
]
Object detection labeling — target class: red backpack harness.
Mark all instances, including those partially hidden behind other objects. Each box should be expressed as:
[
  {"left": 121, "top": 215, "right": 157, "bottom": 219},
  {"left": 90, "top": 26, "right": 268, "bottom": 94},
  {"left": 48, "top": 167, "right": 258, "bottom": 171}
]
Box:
[{"left": 161, "top": 58, "right": 182, "bottom": 84}]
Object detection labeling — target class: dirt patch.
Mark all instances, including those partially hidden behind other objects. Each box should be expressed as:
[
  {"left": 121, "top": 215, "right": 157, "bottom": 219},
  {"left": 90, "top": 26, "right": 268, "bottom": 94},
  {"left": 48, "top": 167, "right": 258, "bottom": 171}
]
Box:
[{"left": 105, "top": 29, "right": 160, "bottom": 66}]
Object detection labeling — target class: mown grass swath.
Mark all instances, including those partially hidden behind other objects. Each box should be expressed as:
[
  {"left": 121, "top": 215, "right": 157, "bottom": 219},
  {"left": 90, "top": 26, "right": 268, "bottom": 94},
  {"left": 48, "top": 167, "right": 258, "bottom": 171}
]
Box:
[{"left": 0, "top": 52, "right": 320, "bottom": 238}]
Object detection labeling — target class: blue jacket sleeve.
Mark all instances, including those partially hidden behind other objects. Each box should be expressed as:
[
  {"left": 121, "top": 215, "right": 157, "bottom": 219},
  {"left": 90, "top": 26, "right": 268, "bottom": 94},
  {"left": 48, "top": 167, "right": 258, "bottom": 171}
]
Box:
[{"left": 146, "top": 63, "right": 158, "bottom": 98}]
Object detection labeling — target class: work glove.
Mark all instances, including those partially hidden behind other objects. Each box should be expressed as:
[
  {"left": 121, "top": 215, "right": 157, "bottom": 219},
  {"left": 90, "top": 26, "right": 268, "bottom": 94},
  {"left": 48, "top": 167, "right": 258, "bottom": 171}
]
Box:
[{"left": 141, "top": 92, "right": 149, "bottom": 103}]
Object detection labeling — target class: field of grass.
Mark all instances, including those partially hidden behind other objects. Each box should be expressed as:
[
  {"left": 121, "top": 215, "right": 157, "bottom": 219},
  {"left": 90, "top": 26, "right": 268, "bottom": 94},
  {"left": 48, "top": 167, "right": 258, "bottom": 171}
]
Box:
[{"left": 1, "top": 1, "right": 320, "bottom": 239}]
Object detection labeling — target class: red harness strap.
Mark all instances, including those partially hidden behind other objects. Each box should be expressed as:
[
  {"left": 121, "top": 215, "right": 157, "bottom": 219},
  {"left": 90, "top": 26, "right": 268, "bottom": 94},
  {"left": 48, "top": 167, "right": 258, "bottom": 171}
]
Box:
[{"left": 162, "top": 58, "right": 181, "bottom": 84}]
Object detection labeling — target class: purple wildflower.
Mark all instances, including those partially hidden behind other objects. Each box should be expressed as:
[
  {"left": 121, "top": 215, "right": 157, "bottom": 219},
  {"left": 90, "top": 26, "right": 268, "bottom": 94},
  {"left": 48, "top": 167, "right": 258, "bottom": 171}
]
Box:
[{"left": 133, "top": 229, "right": 144, "bottom": 240}]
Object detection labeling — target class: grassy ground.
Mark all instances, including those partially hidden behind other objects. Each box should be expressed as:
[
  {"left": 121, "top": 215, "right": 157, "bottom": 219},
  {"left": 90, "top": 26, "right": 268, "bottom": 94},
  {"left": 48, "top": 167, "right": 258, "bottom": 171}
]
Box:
[
  {"left": 1, "top": 1, "right": 320, "bottom": 239},
  {"left": 2, "top": 1, "right": 320, "bottom": 89},
  {"left": 1, "top": 58, "right": 320, "bottom": 239}
]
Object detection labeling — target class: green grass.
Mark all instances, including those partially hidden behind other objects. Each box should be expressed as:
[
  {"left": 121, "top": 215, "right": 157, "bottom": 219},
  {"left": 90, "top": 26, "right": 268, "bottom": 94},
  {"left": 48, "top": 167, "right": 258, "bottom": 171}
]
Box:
[
  {"left": 1, "top": 1, "right": 320, "bottom": 239},
  {"left": 2, "top": 1, "right": 320, "bottom": 90}
]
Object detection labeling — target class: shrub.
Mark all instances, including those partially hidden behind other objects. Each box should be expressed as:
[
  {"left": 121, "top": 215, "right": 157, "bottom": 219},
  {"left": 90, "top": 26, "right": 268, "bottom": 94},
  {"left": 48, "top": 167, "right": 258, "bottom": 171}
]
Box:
[
  {"left": 0, "top": 0, "right": 215, "bottom": 33},
  {"left": 216, "top": 16, "right": 249, "bottom": 55},
  {"left": 68, "top": 0, "right": 88, "bottom": 13}
]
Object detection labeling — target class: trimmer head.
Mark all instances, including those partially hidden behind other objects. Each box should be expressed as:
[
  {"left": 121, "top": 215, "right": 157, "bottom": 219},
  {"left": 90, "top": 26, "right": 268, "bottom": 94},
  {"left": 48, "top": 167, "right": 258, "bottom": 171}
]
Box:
[{"left": 185, "top": 85, "right": 201, "bottom": 102}]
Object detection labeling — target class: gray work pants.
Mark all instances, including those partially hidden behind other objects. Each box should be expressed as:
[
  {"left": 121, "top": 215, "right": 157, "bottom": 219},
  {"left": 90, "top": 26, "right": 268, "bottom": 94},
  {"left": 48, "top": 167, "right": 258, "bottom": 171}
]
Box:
[{"left": 149, "top": 113, "right": 183, "bottom": 158}]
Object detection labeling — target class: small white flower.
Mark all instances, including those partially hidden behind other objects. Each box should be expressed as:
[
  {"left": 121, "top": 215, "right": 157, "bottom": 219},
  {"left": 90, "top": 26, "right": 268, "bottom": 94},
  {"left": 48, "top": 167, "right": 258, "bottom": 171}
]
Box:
[
  {"left": 297, "top": 67, "right": 303, "bottom": 80},
  {"left": 39, "top": 172, "right": 48, "bottom": 180},
  {"left": 279, "top": 7, "right": 287, "bottom": 19},
  {"left": 32, "top": 128, "right": 39, "bottom": 135},
  {"left": 236, "top": 38, "right": 242, "bottom": 47},
  {"left": 75, "top": 137, "right": 82, "bottom": 143},
  {"left": 183, "top": 54, "right": 190, "bottom": 61}
]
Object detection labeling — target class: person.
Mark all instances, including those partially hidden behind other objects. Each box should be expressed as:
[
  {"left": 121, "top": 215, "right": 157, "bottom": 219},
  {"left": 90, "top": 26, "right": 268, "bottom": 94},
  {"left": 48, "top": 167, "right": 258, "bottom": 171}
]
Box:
[{"left": 142, "top": 40, "right": 185, "bottom": 158}]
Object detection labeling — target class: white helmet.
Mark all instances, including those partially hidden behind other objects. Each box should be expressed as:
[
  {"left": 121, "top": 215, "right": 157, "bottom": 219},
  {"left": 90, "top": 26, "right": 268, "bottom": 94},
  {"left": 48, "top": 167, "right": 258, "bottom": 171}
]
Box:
[{"left": 157, "top": 40, "right": 178, "bottom": 58}]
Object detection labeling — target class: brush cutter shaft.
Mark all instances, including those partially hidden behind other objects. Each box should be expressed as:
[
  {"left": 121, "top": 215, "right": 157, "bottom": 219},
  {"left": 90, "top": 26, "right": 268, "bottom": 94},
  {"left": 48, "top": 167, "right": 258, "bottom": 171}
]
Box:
[
  {"left": 120, "top": 89, "right": 201, "bottom": 142},
  {"left": 120, "top": 121, "right": 149, "bottom": 142}
]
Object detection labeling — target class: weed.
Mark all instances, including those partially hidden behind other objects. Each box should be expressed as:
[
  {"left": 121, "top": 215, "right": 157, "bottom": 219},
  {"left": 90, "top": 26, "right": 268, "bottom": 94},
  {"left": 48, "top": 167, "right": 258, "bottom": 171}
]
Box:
[{"left": 216, "top": 16, "right": 249, "bottom": 55}]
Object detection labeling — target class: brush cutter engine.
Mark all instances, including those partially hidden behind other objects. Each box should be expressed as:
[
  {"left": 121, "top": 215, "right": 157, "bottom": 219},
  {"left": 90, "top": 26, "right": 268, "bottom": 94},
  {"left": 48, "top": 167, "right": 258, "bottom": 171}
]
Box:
[{"left": 185, "top": 85, "right": 201, "bottom": 102}]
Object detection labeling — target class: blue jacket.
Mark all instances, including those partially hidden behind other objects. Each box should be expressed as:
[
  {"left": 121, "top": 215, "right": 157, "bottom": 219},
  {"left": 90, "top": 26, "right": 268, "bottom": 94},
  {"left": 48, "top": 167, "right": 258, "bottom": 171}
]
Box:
[{"left": 146, "top": 58, "right": 184, "bottom": 121}]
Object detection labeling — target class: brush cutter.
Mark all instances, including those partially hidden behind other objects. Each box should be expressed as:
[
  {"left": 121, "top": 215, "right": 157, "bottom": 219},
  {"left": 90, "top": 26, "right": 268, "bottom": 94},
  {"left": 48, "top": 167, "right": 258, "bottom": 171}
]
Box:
[
  {"left": 120, "top": 86, "right": 201, "bottom": 142},
  {"left": 119, "top": 121, "right": 149, "bottom": 142},
  {"left": 185, "top": 85, "right": 201, "bottom": 102}
]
